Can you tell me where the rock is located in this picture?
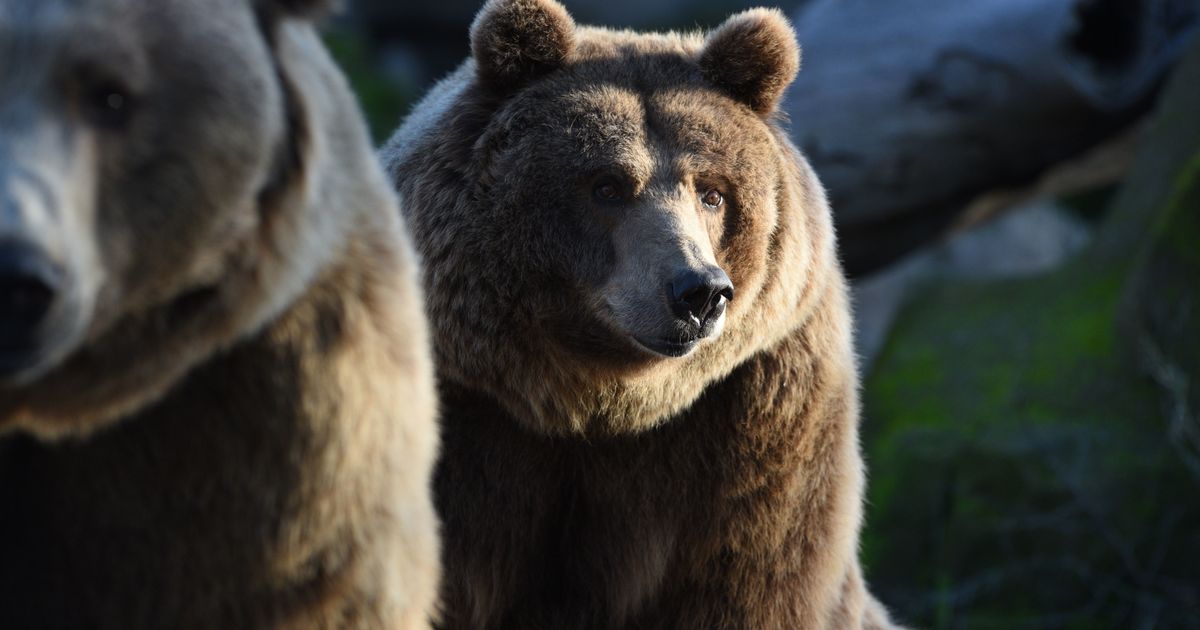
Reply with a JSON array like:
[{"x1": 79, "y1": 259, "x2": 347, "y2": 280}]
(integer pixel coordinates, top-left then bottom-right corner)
[{"x1": 861, "y1": 39, "x2": 1200, "y2": 628}]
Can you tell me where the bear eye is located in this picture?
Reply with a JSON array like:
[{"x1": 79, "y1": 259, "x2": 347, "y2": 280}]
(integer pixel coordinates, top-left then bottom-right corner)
[
  {"x1": 593, "y1": 179, "x2": 625, "y2": 203},
  {"x1": 701, "y1": 188, "x2": 725, "y2": 209},
  {"x1": 79, "y1": 77, "x2": 137, "y2": 130}
]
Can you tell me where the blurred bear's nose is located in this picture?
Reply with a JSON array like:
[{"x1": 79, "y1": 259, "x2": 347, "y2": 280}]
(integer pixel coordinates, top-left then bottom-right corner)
[
  {"x1": 669, "y1": 267, "x2": 734, "y2": 325},
  {"x1": 0, "y1": 240, "x2": 60, "y2": 375}
]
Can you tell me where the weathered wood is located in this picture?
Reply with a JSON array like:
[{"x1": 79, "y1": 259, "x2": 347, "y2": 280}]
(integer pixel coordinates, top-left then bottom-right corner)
[{"x1": 786, "y1": 0, "x2": 1199, "y2": 274}]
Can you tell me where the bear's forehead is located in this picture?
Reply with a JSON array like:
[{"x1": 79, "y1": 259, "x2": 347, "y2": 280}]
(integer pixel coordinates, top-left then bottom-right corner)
[
  {"x1": 537, "y1": 79, "x2": 764, "y2": 161},
  {"x1": 0, "y1": 0, "x2": 257, "y2": 92},
  {"x1": 0, "y1": 0, "x2": 127, "y2": 24},
  {"x1": 508, "y1": 83, "x2": 773, "y2": 188},
  {"x1": 527, "y1": 29, "x2": 768, "y2": 152},
  {"x1": 0, "y1": 0, "x2": 241, "y2": 41},
  {"x1": 0, "y1": 1, "x2": 121, "y2": 92}
]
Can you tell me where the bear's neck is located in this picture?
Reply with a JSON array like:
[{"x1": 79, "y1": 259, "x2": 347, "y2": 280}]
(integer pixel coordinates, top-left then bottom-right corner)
[
  {"x1": 435, "y1": 279, "x2": 865, "y2": 627},
  {"x1": 0, "y1": 250, "x2": 429, "y2": 627}
]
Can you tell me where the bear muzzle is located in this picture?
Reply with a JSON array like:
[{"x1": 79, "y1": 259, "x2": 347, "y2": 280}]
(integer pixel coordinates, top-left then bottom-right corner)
[
  {"x1": 0, "y1": 239, "x2": 62, "y2": 378},
  {"x1": 0, "y1": 155, "x2": 96, "y2": 387},
  {"x1": 631, "y1": 266, "x2": 734, "y2": 359}
]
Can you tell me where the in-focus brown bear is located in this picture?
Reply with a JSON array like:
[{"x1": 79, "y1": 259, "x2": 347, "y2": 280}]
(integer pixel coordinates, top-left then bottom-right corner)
[
  {"x1": 382, "y1": 0, "x2": 900, "y2": 628},
  {"x1": 0, "y1": 0, "x2": 438, "y2": 627}
]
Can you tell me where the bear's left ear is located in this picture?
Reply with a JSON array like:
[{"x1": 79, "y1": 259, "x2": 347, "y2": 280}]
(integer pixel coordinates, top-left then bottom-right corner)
[{"x1": 699, "y1": 8, "x2": 801, "y2": 115}]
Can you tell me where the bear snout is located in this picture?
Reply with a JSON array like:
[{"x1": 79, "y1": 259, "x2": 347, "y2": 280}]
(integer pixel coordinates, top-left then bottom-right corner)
[
  {"x1": 628, "y1": 266, "x2": 734, "y2": 358},
  {"x1": 668, "y1": 266, "x2": 734, "y2": 327},
  {"x1": 0, "y1": 239, "x2": 63, "y2": 378}
]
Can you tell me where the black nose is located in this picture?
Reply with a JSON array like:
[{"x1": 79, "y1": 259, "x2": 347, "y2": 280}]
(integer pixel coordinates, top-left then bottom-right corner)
[
  {"x1": 669, "y1": 267, "x2": 734, "y2": 325},
  {"x1": 0, "y1": 241, "x2": 60, "y2": 374}
]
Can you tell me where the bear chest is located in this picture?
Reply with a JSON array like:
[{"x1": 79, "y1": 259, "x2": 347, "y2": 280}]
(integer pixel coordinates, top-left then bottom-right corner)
[{"x1": 435, "y1": 409, "x2": 720, "y2": 628}]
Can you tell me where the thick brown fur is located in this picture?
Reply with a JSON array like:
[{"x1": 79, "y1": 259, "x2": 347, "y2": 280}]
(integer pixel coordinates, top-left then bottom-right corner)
[
  {"x1": 471, "y1": 0, "x2": 577, "y2": 88},
  {"x1": 700, "y1": 9, "x2": 802, "y2": 115},
  {"x1": 382, "y1": 0, "x2": 899, "y2": 628},
  {"x1": 0, "y1": 1, "x2": 438, "y2": 627}
]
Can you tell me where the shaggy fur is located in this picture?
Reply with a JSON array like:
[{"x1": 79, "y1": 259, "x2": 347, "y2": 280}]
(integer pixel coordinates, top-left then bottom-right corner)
[
  {"x1": 471, "y1": 0, "x2": 577, "y2": 88},
  {"x1": 0, "y1": 0, "x2": 439, "y2": 627},
  {"x1": 382, "y1": 0, "x2": 898, "y2": 628},
  {"x1": 700, "y1": 9, "x2": 802, "y2": 115}
]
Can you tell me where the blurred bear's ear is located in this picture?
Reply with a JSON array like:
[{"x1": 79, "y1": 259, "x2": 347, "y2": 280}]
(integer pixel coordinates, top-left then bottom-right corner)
[
  {"x1": 699, "y1": 8, "x2": 801, "y2": 115},
  {"x1": 471, "y1": 0, "x2": 576, "y2": 90}
]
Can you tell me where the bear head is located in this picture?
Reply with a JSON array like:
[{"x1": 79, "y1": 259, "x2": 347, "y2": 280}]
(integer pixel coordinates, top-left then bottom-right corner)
[
  {"x1": 389, "y1": 0, "x2": 838, "y2": 436},
  {"x1": 0, "y1": 0, "x2": 349, "y2": 438}
]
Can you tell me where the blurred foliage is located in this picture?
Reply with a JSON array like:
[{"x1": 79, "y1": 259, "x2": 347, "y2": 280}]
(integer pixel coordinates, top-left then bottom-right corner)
[{"x1": 324, "y1": 30, "x2": 418, "y2": 143}]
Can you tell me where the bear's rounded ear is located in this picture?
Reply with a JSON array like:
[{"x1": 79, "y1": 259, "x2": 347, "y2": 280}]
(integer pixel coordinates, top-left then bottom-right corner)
[
  {"x1": 699, "y1": 8, "x2": 801, "y2": 115},
  {"x1": 470, "y1": 0, "x2": 576, "y2": 90}
]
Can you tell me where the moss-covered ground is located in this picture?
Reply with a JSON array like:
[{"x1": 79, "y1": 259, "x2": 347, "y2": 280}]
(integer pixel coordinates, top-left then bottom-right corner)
[{"x1": 861, "y1": 47, "x2": 1200, "y2": 627}]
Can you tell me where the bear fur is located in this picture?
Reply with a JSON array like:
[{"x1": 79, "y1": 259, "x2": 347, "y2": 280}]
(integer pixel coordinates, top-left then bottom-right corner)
[
  {"x1": 0, "y1": 0, "x2": 438, "y2": 627},
  {"x1": 381, "y1": 0, "x2": 898, "y2": 628}
]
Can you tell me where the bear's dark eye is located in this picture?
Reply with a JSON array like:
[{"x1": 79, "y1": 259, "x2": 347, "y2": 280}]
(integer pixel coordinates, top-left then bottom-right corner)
[
  {"x1": 79, "y1": 78, "x2": 137, "y2": 130},
  {"x1": 593, "y1": 179, "x2": 625, "y2": 203},
  {"x1": 701, "y1": 189, "x2": 725, "y2": 209}
]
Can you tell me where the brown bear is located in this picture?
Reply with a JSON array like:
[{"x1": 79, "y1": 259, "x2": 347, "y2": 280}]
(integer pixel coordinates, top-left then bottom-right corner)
[
  {"x1": 0, "y1": 0, "x2": 438, "y2": 628},
  {"x1": 381, "y1": 0, "x2": 899, "y2": 628}
]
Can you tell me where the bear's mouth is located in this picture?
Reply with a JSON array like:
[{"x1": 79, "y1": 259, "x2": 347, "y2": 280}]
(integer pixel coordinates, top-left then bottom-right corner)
[{"x1": 631, "y1": 334, "x2": 701, "y2": 359}]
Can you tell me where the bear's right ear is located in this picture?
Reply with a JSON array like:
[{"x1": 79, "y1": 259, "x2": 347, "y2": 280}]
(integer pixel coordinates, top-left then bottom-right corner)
[{"x1": 470, "y1": 0, "x2": 576, "y2": 90}]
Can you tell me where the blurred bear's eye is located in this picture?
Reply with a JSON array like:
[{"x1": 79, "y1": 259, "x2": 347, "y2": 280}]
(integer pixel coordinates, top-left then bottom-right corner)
[
  {"x1": 79, "y1": 78, "x2": 137, "y2": 130},
  {"x1": 593, "y1": 180, "x2": 624, "y2": 203},
  {"x1": 701, "y1": 189, "x2": 725, "y2": 209}
]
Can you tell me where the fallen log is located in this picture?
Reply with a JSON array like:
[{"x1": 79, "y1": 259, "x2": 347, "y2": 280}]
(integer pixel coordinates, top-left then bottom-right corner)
[{"x1": 786, "y1": 0, "x2": 1199, "y2": 274}]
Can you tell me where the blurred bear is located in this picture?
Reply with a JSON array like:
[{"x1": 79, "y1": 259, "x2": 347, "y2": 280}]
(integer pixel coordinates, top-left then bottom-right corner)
[{"x1": 0, "y1": 1, "x2": 439, "y2": 627}]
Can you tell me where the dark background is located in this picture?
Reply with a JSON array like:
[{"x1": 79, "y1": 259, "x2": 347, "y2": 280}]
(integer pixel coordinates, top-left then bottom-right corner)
[{"x1": 325, "y1": 1, "x2": 1200, "y2": 627}]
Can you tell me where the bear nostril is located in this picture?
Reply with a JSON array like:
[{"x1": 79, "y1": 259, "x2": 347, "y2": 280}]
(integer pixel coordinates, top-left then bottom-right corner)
[
  {"x1": 0, "y1": 242, "x2": 61, "y2": 372},
  {"x1": 0, "y1": 275, "x2": 54, "y2": 322},
  {"x1": 669, "y1": 268, "x2": 735, "y2": 325}
]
